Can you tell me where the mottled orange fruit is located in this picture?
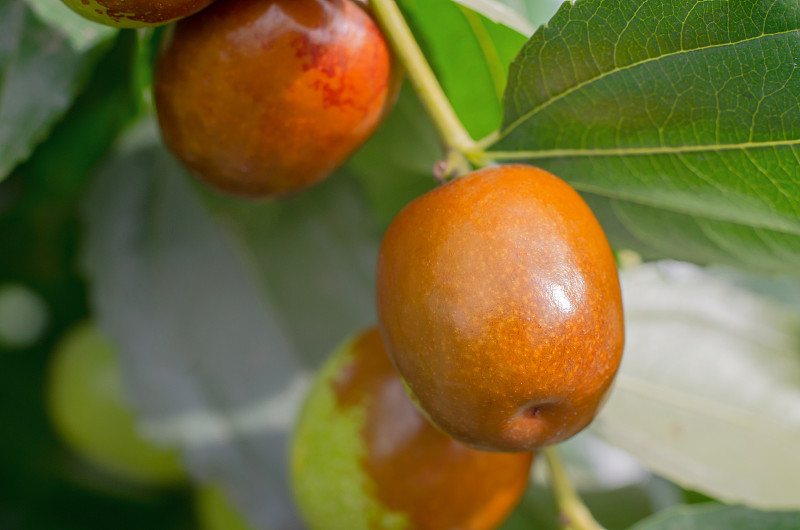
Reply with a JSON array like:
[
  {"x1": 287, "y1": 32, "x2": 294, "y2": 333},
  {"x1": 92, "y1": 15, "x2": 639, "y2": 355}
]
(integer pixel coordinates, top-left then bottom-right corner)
[
  {"x1": 154, "y1": 0, "x2": 397, "y2": 198},
  {"x1": 376, "y1": 165, "x2": 625, "y2": 452},
  {"x1": 292, "y1": 327, "x2": 534, "y2": 530},
  {"x1": 343, "y1": 328, "x2": 533, "y2": 529},
  {"x1": 61, "y1": 0, "x2": 216, "y2": 28}
]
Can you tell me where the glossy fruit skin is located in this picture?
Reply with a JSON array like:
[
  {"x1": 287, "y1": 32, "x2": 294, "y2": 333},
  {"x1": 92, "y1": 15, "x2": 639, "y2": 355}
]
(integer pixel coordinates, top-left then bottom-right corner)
[
  {"x1": 291, "y1": 327, "x2": 534, "y2": 530},
  {"x1": 61, "y1": 0, "x2": 216, "y2": 28},
  {"x1": 46, "y1": 323, "x2": 185, "y2": 485},
  {"x1": 154, "y1": 0, "x2": 397, "y2": 198},
  {"x1": 376, "y1": 165, "x2": 625, "y2": 452}
]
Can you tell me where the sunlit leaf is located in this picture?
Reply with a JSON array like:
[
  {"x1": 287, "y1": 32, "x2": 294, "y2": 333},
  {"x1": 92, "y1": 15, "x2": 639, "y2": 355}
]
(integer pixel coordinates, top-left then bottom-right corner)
[
  {"x1": 594, "y1": 261, "x2": 800, "y2": 509},
  {"x1": 494, "y1": 0, "x2": 800, "y2": 274},
  {"x1": 630, "y1": 504, "x2": 800, "y2": 530}
]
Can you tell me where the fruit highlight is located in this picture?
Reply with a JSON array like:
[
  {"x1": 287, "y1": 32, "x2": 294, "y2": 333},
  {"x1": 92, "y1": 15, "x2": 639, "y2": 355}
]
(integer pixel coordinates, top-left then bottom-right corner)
[{"x1": 376, "y1": 164, "x2": 625, "y2": 452}]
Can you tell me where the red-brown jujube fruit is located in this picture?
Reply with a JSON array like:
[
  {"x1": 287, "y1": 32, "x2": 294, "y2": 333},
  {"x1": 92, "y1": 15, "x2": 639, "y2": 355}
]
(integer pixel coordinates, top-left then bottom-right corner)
[
  {"x1": 154, "y1": 0, "x2": 397, "y2": 197},
  {"x1": 376, "y1": 164, "x2": 625, "y2": 452}
]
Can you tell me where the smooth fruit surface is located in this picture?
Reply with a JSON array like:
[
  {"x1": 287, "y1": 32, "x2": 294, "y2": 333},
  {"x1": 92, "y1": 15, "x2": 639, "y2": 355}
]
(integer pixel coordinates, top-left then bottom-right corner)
[
  {"x1": 46, "y1": 323, "x2": 185, "y2": 485},
  {"x1": 154, "y1": 0, "x2": 397, "y2": 198},
  {"x1": 61, "y1": 0, "x2": 216, "y2": 28},
  {"x1": 376, "y1": 164, "x2": 625, "y2": 452},
  {"x1": 291, "y1": 327, "x2": 534, "y2": 530}
]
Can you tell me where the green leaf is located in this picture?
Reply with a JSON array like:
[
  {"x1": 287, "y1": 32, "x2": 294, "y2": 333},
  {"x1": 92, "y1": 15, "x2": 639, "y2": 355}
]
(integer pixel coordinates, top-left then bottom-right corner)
[
  {"x1": 493, "y1": 0, "x2": 800, "y2": 274},
  {"x1": 0, "y1": 30, "x2": 140, "y2": 292},
  {"x1": 348, "y1": 83, "x2": 441, "y2": 228},
  {"x1": 81, "y1": 119, "x2": 382, "y2": 530},
  {"x1": 593, "y1": 261, "x2": 800, "y2": 509},
  {"x1": 400, "y1": 0, "x2": 527, "y2": 139},
  {"x1": 630, "y1": 504, "x2": 800, "y2": 530},
  {"x1": 0, "y1": 0, "x2": 116, "y2": 181},
  {"x1": 14, "y1": 30, "x2": 141, "y2": 196},
  {"x1": 610, "y1": 197, "x2": 800, "y2": 272}
]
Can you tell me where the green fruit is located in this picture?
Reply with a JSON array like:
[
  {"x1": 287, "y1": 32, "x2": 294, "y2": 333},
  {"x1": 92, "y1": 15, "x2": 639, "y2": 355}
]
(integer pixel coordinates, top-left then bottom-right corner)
[
  {"x1": 195, "y1": 485, "x2": 254, "y2": 530},
  {"x1": 291, "y1": 327, "x2": 534, "y2": 530},
  {"x1": 46, "y1": 322, "x2": 185, "y2": 485},
  {"x1": 60, "y1": 0, "x2": 216, "y2": 28}
]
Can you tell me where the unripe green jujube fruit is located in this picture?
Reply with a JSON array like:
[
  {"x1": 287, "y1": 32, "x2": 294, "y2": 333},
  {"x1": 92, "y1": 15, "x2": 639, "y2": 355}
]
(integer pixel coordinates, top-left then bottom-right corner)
[
  {"x1": 46, "y1": 322, "x2": 185, "y2": 485},
  {"x1": 291, "y1": 327, "x2": 534, "y2": 530}
]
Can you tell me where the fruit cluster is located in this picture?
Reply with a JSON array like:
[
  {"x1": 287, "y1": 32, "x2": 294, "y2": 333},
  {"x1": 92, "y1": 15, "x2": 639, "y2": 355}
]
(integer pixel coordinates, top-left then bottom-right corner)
[{"x1": 56, "y1": 0, "x2": 625, "y2": 528}]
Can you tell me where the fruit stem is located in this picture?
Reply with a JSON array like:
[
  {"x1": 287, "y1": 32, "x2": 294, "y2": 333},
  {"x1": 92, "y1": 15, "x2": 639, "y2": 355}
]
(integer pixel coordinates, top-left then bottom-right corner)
[
  {"x1": 543, "y1": 447, "x2": 607, "y2": 530},
  {"x1": 368, "y1": 0, "x2": 484, "y2": 178}
]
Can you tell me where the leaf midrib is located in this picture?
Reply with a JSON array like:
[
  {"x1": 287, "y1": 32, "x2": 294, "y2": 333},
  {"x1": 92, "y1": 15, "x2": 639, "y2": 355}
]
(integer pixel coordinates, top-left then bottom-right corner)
[{"x1": 487, "y1": 137, "x2": 800, "y2": 159}]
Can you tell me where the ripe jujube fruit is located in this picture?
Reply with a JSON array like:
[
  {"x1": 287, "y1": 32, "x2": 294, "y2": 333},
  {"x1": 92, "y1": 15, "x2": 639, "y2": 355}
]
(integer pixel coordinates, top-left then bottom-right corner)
[
  {"x1": 376, "y1": 164, "x2": 624, "y2": 452},
  {"x1": 291, "y1": 327, "x2": 534, "y2": 530},
  {"x1": 154, "y1": 0, "x2": 398, "y2": 198},
  {"x1": 61, "y1": 0, "x2": 216, "y2": 28}
]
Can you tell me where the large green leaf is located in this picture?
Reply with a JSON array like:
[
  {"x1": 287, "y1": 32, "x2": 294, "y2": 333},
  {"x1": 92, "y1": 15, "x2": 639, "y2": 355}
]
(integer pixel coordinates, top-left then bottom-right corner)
[
  {"x1": 594, "y1": 261, "x2": 800, "y2": 509},
  {"x1": 492, "y1": 0, "x2": 800, "y2": 274},
  {"x1": 630, "y1": 504, "x2": 800, "y2": 530},
  {"x1": 81, "y1": 119, "x2": 381, "y2": 530},
  {"x1": 0, "y1": 0, "x2": 116, "y2": 181}
]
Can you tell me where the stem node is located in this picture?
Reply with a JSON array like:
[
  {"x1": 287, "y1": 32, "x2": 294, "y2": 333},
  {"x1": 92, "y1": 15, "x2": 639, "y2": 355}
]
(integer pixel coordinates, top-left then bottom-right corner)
[{"x1": 433, "y1": 149, "x2": 473, "y2": 182}]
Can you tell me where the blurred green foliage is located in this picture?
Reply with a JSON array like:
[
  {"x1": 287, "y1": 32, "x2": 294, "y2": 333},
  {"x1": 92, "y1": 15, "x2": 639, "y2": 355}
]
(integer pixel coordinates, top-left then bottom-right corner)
[{"x1": 0, "y1": 28, "x2": 196, "y2": 530}]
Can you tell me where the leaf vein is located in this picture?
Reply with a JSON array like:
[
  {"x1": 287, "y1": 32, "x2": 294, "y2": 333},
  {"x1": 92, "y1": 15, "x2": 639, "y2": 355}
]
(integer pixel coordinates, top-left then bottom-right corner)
[{"x1": 499, "y1": 26, "x2": 800, "y2": 143}]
